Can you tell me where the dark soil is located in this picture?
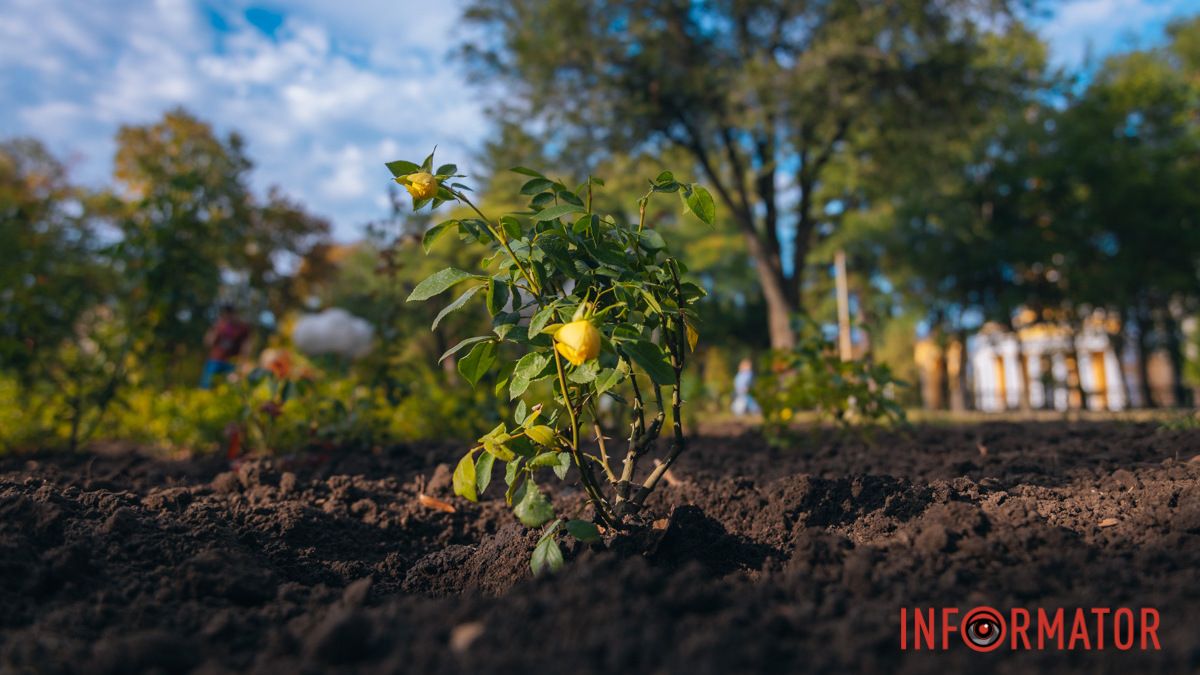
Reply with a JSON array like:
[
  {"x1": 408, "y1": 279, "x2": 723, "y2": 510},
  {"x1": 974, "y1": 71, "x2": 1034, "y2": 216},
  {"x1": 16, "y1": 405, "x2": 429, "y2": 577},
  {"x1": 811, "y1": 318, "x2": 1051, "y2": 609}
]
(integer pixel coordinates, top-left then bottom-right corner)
[{"x1": 2, "y1": 422, "x2": 1199, "y2": 674}]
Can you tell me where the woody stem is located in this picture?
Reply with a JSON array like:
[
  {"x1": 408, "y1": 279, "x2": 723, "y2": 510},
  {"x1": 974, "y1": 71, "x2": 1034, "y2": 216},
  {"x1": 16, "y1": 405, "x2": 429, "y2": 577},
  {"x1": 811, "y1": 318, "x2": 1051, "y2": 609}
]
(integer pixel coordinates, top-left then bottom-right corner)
[{"x1": 554, "y1": 350, "x2": 615, "y2": 526}]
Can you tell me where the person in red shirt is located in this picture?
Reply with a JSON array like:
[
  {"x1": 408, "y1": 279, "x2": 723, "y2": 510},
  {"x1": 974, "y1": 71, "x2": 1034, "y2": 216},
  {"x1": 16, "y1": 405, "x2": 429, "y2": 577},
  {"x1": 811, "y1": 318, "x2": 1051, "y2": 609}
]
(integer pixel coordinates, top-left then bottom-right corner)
[{"x1": 200, "y1": 304, "x2": 251, "y2": 389}]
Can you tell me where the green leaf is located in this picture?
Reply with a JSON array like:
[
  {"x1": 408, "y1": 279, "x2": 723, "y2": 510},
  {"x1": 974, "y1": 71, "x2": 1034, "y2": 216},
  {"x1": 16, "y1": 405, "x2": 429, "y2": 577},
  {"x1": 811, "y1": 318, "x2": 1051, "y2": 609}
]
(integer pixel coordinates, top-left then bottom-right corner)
[
  {"x1": 436, "y1": 163, "x2": 458, "y2": 176},
  {"x1": 420, "y1": 147, "x2": 436, "y2": 171},
  {"x1": 625, "y1": 340, "x2": 675, "y2": 386},
  {"x1": 521, "y1": 178, "x2": 555, "y2": 195},
  {"x1": 556, "y1": 190, "x2": 584, "y2": 206},
  {"x1": 480, "y1": 423, "x2": 517, "y2": 461},
  {"x1": 528, "y1": 303, "x2": 559, "y2": 336},
  {"x1": 533, "y1": 203, "x2": 585, "y2": 222},
  {"x1": 510, "y1": 352, "x2": 550, "y2": 399},
  {"x1": 686, "y1": 186, "x2": 716, "y2": 225},
  {"x1": 441, "y1": 335, "x2": 490, "y2": 362},
  {"x1": 422, "y1": 220, "x2": 457, "y2": 252},
  {"x1": 453, "y1": 452, "x2": 478, "y2": 502},
  {"x1": 513, "y1": 480, "x2": 555, "y2": 527},
  {"x1": 565, "y1": 519, "x2": 601, "y2": 543},
  {"x1": 431, "y1": 285, "x2": 482, "y2": 330},
  {"x1": 531, "y1": 526, "x2": 564, "y2": 576},
  {"x1": 528, "y1": 451, "x2": 562, "y2": 469},
  {"x1": 483, "y1": 436, "x2": 517, "y2": 461},
  {"x1": 486, "y1": 278, "x2": 510, "y2": 315},
  {"x1": 639, "y1": 229, "x2": 667, "y2": 251},
  {"x1": 475, "y1": 451, "x2": 495, "y2": 495},
  {"x1": 525, "y1": 425, "x2": 557, "y2": 447},
  {"x1": 408, "y1": 268, "x2": 474, "y2": 302},
  {"x1": 639, "y1": 288, "x2": 664, "y2": 315},
  {"x1": 385, "y1": 160, "x2": 420, "y2": 177},
  {"x1": 505, "y1": 458, "x2": 522, "y2": 488},
  {"x1": 504, "y1": 459, "x2": 524, "y2": 506},
  {"x1": 457, "y1": 341, "x2": 497, "y2": 387},
  {"x1": 567, "y1": 359, "x2": 599, "y2": 383},
  {"x1": 572, "y1": 213, "x2": 595, "y2": 235},
  {"x1": 594, "y1": 365, "x2": 626, "y2": 395},
  {"x1": 551, "y1": 452, "x2": 571, "y2": 479},
  {"x1": 499, "y1": 215, "x2": 522, "y2": 240},
  {"x1": 510, "y1": 166, "x2": 546, "y2": 178}
]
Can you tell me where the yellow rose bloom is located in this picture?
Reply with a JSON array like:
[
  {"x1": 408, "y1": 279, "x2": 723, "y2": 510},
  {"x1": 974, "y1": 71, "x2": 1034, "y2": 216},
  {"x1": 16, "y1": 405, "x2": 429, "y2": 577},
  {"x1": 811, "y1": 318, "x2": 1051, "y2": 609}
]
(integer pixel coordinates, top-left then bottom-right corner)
[
  {"x1": 403, "y1": 172, "x2": 438, "y2": 200},
  {"x1": 553, "y1": 320, "x2": 601, "y2": 366}
]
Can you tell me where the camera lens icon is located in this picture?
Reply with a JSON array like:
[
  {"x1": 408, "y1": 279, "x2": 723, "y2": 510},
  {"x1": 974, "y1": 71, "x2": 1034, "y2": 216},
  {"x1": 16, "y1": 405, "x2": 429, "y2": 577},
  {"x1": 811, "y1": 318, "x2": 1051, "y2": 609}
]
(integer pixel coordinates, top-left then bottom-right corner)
[{"x1": 962, "y1": 607, "x2": 1006, "y2": 652}]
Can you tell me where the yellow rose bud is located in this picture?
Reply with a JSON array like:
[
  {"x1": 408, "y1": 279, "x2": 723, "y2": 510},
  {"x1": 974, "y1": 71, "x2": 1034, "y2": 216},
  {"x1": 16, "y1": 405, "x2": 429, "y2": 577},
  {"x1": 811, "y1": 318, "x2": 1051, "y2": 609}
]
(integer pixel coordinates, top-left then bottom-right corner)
[
  {"x1": 553, "y1": 320, "x2": 601, "y2": 366},
  {"x1": 403, "y1": 172, "x2": 438, "y2": 200}
]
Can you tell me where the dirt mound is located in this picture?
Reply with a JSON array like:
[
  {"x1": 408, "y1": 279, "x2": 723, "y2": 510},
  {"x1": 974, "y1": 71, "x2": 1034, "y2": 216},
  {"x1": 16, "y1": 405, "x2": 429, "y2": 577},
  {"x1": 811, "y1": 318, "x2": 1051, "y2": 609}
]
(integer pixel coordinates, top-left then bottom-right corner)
[{"x1": 1, "y1": 422, "x2": 1199, "y2": 673}]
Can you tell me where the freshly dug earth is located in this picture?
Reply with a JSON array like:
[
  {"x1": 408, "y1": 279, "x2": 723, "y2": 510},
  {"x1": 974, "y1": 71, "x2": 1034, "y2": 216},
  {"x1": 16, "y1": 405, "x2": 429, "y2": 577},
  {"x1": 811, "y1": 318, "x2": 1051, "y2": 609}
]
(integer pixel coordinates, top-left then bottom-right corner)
[{"x1": 2, "y1": 422, "x2": 1198, "y2": 674}]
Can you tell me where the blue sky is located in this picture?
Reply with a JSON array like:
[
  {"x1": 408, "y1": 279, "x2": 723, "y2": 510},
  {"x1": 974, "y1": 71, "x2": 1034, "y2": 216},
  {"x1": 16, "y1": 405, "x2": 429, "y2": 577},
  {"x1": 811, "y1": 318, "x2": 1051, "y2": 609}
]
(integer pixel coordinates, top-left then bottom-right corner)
[{"x1": 1, "y1": 0, "x2": 1196, "y2": 240}]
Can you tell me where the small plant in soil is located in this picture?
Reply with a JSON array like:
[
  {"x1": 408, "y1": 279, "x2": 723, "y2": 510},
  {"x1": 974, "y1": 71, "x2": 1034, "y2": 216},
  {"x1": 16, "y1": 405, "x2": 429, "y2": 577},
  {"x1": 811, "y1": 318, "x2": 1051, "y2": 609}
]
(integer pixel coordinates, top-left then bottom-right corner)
[
  {"x1": 754, "y1": 329, "x2": 908, "y2": 447},
  {"x1": 388, "y1": 150, "x2": 714, "y2": 574}
]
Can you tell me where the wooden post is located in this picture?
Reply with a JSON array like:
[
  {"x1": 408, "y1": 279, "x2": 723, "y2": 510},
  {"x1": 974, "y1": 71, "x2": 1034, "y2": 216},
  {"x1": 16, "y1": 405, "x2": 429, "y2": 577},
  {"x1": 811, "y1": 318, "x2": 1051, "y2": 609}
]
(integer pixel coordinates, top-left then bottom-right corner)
[{"x1": 835, "y1": 249, "x2": 852, "y2": 361}]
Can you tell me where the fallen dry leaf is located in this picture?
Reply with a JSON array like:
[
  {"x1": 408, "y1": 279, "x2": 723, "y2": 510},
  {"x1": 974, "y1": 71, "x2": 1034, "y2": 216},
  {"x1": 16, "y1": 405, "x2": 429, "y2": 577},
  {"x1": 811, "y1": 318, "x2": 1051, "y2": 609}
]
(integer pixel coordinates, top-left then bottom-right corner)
[
  {"x1": 977, "y1": 443, "x2": 988, "y2": 457},
  {"x1": 450, "y1": 621, "x2": 485, "y2": 652},
  {"x1": 1098, "y1": 517, "x2": 1119, "y2": 528},
  {"x1": 1189, "y1": 454, "x2": 1200, "y2": 463},
  {"x1": 417, "y1": 493, "x2": 456, "y2": 513},
  {"x1": 652, "y1": 518, "x2": 670, "y2": 530}
]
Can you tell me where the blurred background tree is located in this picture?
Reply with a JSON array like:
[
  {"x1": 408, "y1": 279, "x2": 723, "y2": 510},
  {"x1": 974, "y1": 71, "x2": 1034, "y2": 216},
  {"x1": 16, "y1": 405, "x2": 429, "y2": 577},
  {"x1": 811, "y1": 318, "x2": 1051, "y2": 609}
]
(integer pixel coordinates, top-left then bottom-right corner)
[{"x1": 460, "y1": 0, "x2": 1039, "y2": 349}]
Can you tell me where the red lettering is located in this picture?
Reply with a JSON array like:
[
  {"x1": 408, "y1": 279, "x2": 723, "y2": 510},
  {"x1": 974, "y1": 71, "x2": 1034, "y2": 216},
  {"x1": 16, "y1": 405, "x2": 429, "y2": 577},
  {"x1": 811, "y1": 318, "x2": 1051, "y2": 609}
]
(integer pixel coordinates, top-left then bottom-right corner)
[
  {"x1": 1114, "y1": 608, "x2": 1134, "y2": 650},
  {"x1": 900, "y1": 608, "x2": 907, "y2": 650},
  {"x1": 1141, "y1": 608, "x2": 1161, "y2": 650},
  {"x1": 914, "y1": 608, "x2": 935, "y2": 650},
  {"x1": 1068, "y1": 609, "x2": 1091, "y2": 650},
  {"x1": 1011, "y1": 608, "x2": 1031, "y2": 650},
  {"x1": 1091, "y1": 608, "x2": 1110, "y2": 649},
  {"x1": 942, "y1": 608, "x2": 959, "y2": 649},
  {"x1": 1038, "y1": 608, "x2": 1064, "y2": 649}
]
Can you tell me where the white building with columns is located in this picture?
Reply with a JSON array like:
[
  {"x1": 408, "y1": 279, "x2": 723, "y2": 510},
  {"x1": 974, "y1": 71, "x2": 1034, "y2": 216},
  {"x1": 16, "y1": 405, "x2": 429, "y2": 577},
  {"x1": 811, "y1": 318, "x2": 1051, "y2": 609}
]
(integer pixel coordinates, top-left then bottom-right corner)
[{"x1": 969, "y1": 320, "x2": 1145, "y2": 412}]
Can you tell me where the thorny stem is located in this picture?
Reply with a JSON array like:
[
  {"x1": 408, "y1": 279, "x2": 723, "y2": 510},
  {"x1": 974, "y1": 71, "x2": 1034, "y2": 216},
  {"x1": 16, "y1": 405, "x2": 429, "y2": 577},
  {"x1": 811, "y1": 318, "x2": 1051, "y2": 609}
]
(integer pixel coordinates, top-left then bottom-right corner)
[
  {"x1": 593, "y1": 421, "x2": 617, "y2": 483},
  {"x1": 632, "y1": 262, "x2": 689, "y2": 507},
  {"x1": 452, "y1": 189, "x2": 542, "y2": 296},
  {"x1": 617, "y1": 359, "x2": 646, "y2": 502},
  {"x1": 615, "y1": 367, "x2": 665, "y2": 516},
  {"x1": 554, "y1": 349, "x2": 616, "y2": 527}
]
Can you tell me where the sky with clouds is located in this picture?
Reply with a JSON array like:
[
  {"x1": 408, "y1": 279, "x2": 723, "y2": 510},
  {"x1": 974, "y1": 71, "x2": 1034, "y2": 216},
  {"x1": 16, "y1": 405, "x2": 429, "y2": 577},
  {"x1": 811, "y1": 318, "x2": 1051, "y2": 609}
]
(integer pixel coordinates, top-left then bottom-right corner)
[{"x1": 1, "y1": 0, "x2": 1196, "y2": 240}]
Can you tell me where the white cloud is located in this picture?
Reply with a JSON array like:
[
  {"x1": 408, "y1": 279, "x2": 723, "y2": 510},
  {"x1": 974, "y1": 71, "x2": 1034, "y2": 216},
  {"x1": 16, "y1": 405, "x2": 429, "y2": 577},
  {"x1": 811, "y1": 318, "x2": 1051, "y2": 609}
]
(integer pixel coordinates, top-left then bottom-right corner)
[
  {"x1": 1038, "y1": 0, "x2": 1197, "y2": 68},
  {"x1": 0, "y1": 0, "x2": 485, "y2": 240},
  {"x1": 3, "y1": 0, "x2": 1194, "y2": 241}
]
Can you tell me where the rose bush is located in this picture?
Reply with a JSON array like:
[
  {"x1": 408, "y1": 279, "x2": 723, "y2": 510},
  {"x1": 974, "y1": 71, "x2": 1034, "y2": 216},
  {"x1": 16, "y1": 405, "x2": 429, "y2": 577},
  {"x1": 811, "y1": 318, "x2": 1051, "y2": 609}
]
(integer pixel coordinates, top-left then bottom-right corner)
[{"x1": 389, "y1": 150, "x2": 714, "y2": 573}]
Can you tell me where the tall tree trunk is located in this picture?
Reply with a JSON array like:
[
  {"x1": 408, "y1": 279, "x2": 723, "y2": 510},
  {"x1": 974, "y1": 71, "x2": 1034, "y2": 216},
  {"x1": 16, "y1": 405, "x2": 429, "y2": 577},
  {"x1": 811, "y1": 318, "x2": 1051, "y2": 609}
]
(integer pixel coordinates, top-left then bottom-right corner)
[
  {"x1": 1135, "y1": 307, "x2": 1156, "y2": 408},
  {"x1": 1066, "y1": 324, "x2": 1087, "y2": 410},
  {"x1": 1162, "y1": 313, "x2": 1188, "y2": 408},
  {"x1": 947, "y1": 335, "x2": 967, "y2": 412},
  {"x1": 1107, "y1": 329, "x2": 1134, "y2": 410},
  {"x1": 749, "y1": 240, "x2": 796, "y2": 350}
]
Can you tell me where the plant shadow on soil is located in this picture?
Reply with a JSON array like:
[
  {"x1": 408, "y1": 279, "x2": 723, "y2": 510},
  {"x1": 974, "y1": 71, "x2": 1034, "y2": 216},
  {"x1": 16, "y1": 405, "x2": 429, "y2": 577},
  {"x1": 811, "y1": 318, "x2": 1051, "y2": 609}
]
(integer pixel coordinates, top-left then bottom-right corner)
[{"x1": 1, "y1": 421, "x2": 1199, "y2": 674}]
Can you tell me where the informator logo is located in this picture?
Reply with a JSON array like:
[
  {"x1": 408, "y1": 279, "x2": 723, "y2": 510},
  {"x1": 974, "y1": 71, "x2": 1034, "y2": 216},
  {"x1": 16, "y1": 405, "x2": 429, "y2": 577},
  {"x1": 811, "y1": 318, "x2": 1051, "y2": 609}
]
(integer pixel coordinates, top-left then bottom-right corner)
[{"x1": 899, "y1": 606, "x2": 1161, "y2": 652}]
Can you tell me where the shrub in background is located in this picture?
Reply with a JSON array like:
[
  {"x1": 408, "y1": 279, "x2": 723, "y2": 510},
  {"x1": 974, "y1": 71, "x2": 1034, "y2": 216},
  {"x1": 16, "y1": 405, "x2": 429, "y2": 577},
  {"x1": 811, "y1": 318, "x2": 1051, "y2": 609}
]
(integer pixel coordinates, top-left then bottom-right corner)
[{"x1": 754, "y1": 328, "x2": 907, "y2": 446}]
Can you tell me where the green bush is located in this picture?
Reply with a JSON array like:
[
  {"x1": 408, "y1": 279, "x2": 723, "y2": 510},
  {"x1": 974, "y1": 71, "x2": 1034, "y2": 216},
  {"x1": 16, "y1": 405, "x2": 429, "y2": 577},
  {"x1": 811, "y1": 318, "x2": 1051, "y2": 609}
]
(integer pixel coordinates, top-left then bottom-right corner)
[{"x1": 754, "y1": 330, "x2": 907, "y2": 446}]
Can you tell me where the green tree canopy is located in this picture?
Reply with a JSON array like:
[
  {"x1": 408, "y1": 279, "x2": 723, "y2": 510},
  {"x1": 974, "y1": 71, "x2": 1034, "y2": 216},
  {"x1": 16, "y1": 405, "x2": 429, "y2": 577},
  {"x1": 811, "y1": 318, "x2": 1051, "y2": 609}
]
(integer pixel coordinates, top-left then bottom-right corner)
[{"x1": 460, "y1": 0, "x2": 1040, "y2": 348}]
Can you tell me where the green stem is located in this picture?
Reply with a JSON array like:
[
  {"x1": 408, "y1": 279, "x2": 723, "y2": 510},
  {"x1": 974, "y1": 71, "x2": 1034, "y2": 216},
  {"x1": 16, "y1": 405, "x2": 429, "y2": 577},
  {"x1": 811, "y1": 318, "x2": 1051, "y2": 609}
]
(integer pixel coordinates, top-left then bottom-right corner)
[
  {"x1": 452, "y1": 189, "x2": 542, "y2": 296},
  {"x1": 553, "y1": 349, "x2": 615, "y2": 526}
]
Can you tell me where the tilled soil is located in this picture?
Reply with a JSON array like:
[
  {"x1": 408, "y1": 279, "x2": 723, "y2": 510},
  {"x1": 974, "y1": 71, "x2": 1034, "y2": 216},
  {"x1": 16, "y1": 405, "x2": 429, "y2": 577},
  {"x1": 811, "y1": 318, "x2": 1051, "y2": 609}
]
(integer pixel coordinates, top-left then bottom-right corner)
[{"x1": 1, "y1": 422, "x2": 1198, "y2": 674}]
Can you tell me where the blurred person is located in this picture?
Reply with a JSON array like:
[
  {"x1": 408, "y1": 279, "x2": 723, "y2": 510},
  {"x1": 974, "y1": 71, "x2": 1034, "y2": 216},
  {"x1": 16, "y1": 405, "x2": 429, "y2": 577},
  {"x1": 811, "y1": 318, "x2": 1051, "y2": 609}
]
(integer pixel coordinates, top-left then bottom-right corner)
[
  {"x1": 731, "y1": 358, "x2": 760, "y2": 416},
  {"x1": 200, "y1": 304, "x2": 251, "y2": 389}
]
